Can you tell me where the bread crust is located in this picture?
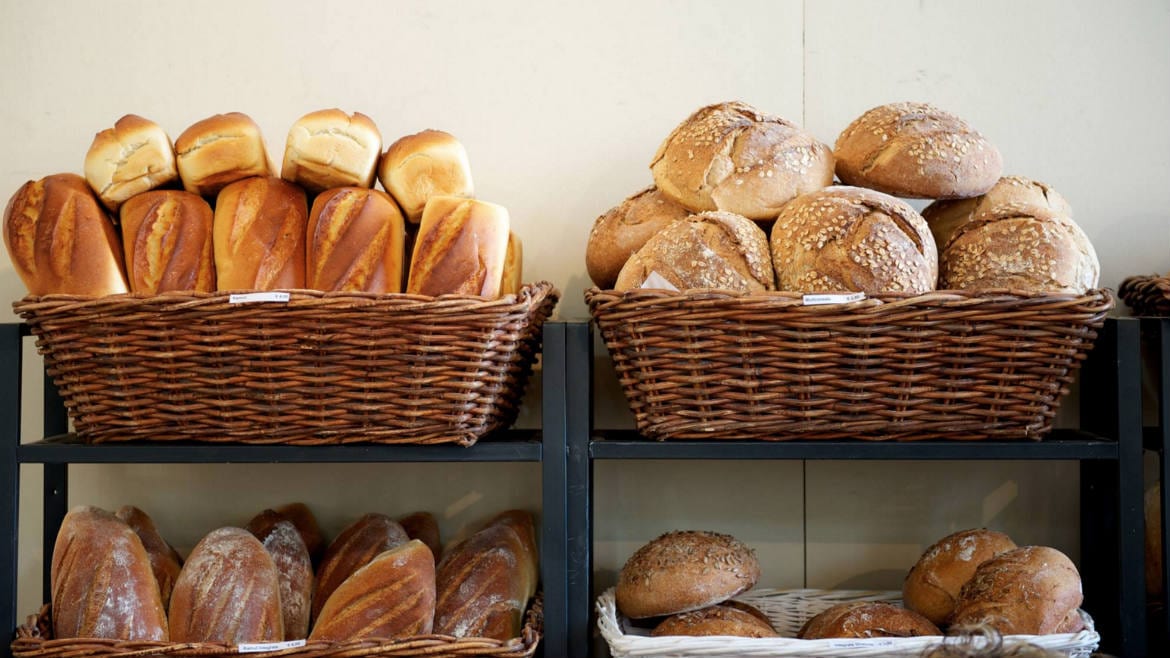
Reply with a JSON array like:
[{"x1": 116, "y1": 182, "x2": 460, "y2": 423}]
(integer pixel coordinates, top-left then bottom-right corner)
[
  {"x1": 273, "y1": 502, "x2": 326, "y2": 566},
  {"x1": 586, "y1": 186, "x2": 691, "y2": 288},
  {"x1": 312, "y1": 513, "x2": 410, "y2": 622},
  {"x1": 902, "y1": 528, "x2": 1017, "y2": 625},
  {"x1": 500, "y1": 231, "x2": 523, "y2": 295},
  {"x1": 175, "y1": 112, "x2": 272, "y2": 197},
  {"x1": 212, "y1": 176, "x2": 308, "y2": 290},
  {"x1": 85, "y1": 114, "x2": 179, "y2": 211},
  {"x1": 115, "y1": 505, "x2": 183, "y2": 610},
  {"x1": 406, "y1": 196, "x2": 510, "y2": 297},
  {"x1": 951, "y1": 546, "x2": 1084, "y2": 635},
  {"x1": 119, "y1": 190, "x2": 215, "y2": 293},
  {"x1": 398, "y1": 511, "x2": 442, "y2": 561},
  {"x1": 922, "y1": 176, "x2": 1071, "y2": 249},
  {"x1": 652, "y1": 604, "x2": 779, "y2": 638},
  {"x1": 798, "y1": 601, "x2": 940, "y2": 639},
  {"x1": 306, "y1": 187, "x2": 405, "y2": 292},
  {"x1": 247, "y1": 512, "x2": 313, "y2": 640},
  {"x1": 282, "y1": 108, "x2": 381, "y2": 192},
  {"x1": 434, "y1": 519, "x2": 534, "y2": 639},
  {"x1": 378, "y1": 129, "x2": 474, "y2": 223}
]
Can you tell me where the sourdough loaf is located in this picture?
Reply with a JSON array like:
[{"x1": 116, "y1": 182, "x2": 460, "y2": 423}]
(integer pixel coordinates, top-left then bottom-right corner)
[
  {"x1": 903, "y1": 528, "x2": 1018, "y2": 625},
  {"x1": 312, "y1": 513, "x2": 409, "y2": 621}
]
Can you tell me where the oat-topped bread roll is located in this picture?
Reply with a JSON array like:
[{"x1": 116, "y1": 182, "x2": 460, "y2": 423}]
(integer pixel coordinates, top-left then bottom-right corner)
[
  {"x1": 652, "y1": 604, "x2": 779, "y2": 638},
  {"x1": 939, "y1": 202, "x2": 1098, "y2": 293},
  {"x1": 614, "y1": 210, "x2": 773, "y2": 292},
  {"x1": 312, "y1": 513, "x2": 410, "y2": 622},
  {"x1": 615, "y1": 530, "x2": 761, "y2": 619},
  {"x1": 175, "y1": 112, "x2": 273, "y2": 197},
  {"x1": 952, "y1": 546, "x2": 1084, "y2": 635},
  {"x1": 120, "y1": 190, "x2": 215, "y2": 294},
  {"x1": 85, "y1": 114, "x2": 179, "y2": 212},
  {"x1": 651, "y1": 101, "x2": 834, "y2": 220},
  {"x1": 834, "y1": 102, "x2": 1002, "y2": 199},
  {"x1": 798, "y1": 601, "x2": 940, "y2": 639},
  {"x1": 306, "y1": 187, "x2": 405, "y2": 292},
  {"x1": 115, "y1": 505, "x2": 184, "y2": 610},
  {"x1": 378, "y1": 129, "x2": 474, "y2": 223},
  {"x1": 922, "y1": 176, "x2": 1072, "y2": 249},
  {"x1": 246, "y1": 511, "x2": 313, "y2": 640},
  {"x1": 282, "y1": 109, "x2": 382, "y2": 193},
  {"x1": 4, "y1": 173, "x2": 129, "y2": 296},
  {"x1": 406, "y1": 195, "x2": 510, "y2": 297},
  {"x1": 213, "y1": 176, "x2": 308, "y2": 290},
  {"x1": 51, "y1": 506, "x2": 169, "y2": 640},
  {"x1": 586, "y1": 186, "x2": 691, "y2": 288},
  {"x1": 903, "y1": 528, "x2": 1018, "y2": 625},
  {"x1": 770, "y1": 186, "x2": 937, "y2": 294}
]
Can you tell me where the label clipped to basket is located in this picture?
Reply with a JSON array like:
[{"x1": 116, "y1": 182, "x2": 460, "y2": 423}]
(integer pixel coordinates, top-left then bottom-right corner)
[
  {"x1": 236, "y1": 639, "x2": 307, "y2": 653},
  {"x1": 802, "y1": 292, "x2": 866, "y2": 305},
  {"x1": 827, "y1": 639, "x2": 896, "y2": 649},
  {"x1": 640, "y1": 271, "x2": 679, "y2": 292},
  {"x1": 228, "y1": 291, "x2": 291, "y2": 304}
]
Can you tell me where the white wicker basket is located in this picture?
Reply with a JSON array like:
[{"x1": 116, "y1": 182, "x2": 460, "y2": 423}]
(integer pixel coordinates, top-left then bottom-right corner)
[{"x1": 596, "y1": 588, "x2": 1100, "y2": 658}]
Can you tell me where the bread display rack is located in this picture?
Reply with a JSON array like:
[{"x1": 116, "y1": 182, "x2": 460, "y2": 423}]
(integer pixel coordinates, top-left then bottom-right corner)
[{"x1": 1137, "y1": 317, "x2": 1170, "y2": 654}]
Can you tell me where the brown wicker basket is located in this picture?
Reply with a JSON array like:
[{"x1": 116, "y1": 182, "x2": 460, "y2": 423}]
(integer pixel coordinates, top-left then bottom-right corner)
[
  {"x1": 12, "y1": 596, "x2": 542, "y2": 658},
  {"x1": 1119, "y1": 273, "x2": 1170, "y2": 316},
  {"x1": 586, "y1": 287, "x2": 1113, "y2": 441},
  {"x1": 13, "y1": 282, "x2": 558, "y2": 446}
]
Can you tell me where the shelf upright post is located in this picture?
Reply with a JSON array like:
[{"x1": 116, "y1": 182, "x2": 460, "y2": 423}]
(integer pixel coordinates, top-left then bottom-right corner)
[
  {"x1": 1, "y1": 325, "x2": 22, "y2": 642},
  {"x1": 41, "y1": 373, "x2": 67, "y2": 604},
  {"x1": 541, "y1": 322, "x2": 568, "y2": 658},
  {"x1": 564, "y1": 321, "x2": 593, "y2": 658},
  {"x1": 1148, "y1": 317, "x2": 1170, "y2": 653}
]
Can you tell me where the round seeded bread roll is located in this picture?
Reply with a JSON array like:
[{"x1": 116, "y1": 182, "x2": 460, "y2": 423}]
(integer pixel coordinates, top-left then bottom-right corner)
[
  {"x1": 586, "y1": 186, "x2": 691, "y2": 288},
  {"x1": 798, "y1": 601, "x2": 940, "y2": 639},
  {"x1": 614, "y1": 210, "x2": 773, "y2": 292},
  {"x1": 922, "y1": 176, "x2": 1072, "y2": 249},
  {"x1": 903, "y1": 529, "x2": 1018, "y2": 626},
  {"x1": 650, "y1": 101, "x2": 834, "y2": 220},
  {"x1": 770, "y1": 185, "x2": 937, "y2": 294},
  {"x1": 834, "y1": 102, "x2": 1002, "y2": 199},
  {"x1": 938, "y1": 203, "x2": 1098, "y2": 293},
  {"x1": 652, "y1": 604, "x2": 779, "y2": 638},
  {"x1": 84, "y1": 114, "x2": 179, "y2": 212},
  {"x1": 615, "y1": 530, "x2": 761, "y2": 619},
  {"x1": 951, "y1": 546, "x2": 1084, "y2": 635}
]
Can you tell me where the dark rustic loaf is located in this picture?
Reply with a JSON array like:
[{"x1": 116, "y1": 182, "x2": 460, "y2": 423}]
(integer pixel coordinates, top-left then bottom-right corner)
[
  {"x1": 247, "y1": 511, "x2": 314, "y2": 640},
  {"x1": 434, "y1": 518, "x2": 535, "y2": 639},
  {"x1": 115, "y1": 505, "x2": 183, "y2": 609},
  {"x1": 312, "y1": 513, "x2": 410, "y2": 622}
]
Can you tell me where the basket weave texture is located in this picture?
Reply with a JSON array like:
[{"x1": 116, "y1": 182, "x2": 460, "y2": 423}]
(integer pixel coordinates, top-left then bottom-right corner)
[
  {"x1": 586, "y1": 287, "x2": 1113, "y2": 441},
  {"x1": 1119, "y1": 274, "x2": 1170, "y2": 317},
  {"x1": 597, "y1": 587, "x2": 1098, "y2": 658},
  {"x1": 14, "y1": 282, "x2": 558, "y2": 446},
  {"x1": 13, "y1": 596, "x2": 542, "y2": 658}
]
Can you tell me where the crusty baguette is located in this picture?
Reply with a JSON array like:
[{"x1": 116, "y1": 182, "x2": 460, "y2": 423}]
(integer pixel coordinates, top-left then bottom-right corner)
[
  {"x1": 312, "y1": 513, "x2": 410, "y2": 622},
  {"x1": 119, "y1": 190, "x2": 215, "y2": 293}
]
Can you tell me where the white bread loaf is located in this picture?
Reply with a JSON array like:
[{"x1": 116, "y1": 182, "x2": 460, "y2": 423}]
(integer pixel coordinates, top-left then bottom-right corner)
[
  {"x1": 282, "y1": 109, "x2": 382, "y2": 193},
  {"x1": 119, "y1": 190, "x2": 216, "y2": 293},
  {"x1": 84, "y1": 114, "x2": 179, "y2": 211},
  {"x1": 175, "y1": 112, "x2": 273, "y2": 197},
  {"x1": 213, "y1": 176, "x2": 308, "y2": 291},
  {"x1": 378, "y1": 129, "x2": 474, "y2": 223},
  {"x1": 406, "y1": 196, "x2": 510, "y2": 297},
  {"x1": 306, "y1": 187, "x2": 405, "y2": 292}
]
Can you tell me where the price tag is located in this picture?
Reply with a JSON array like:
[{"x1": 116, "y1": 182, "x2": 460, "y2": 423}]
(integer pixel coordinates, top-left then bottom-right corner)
[
  {"x1": 229, "y1": 292, "x2": 291, "y2": 304},
  {"x1": 237, "y1": 639, "x2": 306, "y2": 653},
  {"x1": 827, "y1": 639, "x2": 895, "y2": 649},
  {"x1": 802, "y1": 292, "x2": 866, "y2": 305},
  {"x1": 640, "y1": 271, "x2": 679, "y2": 291}
]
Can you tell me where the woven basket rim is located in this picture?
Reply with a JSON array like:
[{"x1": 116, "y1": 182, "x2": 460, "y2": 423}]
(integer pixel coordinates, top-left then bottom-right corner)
[
  {"x1": 1118, "y1": 273, "x2": 1170, "y2": 316},
  {"x1": 586, "y1": 285, "x2": 1113, "y2": 307}
]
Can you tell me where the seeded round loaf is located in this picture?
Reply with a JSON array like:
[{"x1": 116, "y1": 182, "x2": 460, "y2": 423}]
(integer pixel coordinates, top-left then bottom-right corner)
[
  {"x1": 834, "y1": 102, "x2": 1001, "y2": 199},
  {"x1": 652, "y1": 604, "x2": 779, "y2": 638},
  {"x1": 586, "y1": 186, "x2": 691, "y2": 288},
  {"x1": 922, "y1": 176, "x2": 1072, "y2": 250},
  {"x1": 615, "y1": 530, "x2": 761, "y2": 619},
  {"x1": 903, "y1": 528, "x2": 1018, "y2": 625},
  {"x1": 951, "y1": 546, "x2": 1084, "y2": 635},
  {"x1": 798, "y1": 601, "x2": 940, "y2": 639}
]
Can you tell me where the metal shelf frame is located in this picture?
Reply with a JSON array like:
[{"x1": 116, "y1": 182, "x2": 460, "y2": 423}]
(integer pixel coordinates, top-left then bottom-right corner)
[{"x1": 1139, "y1": 318, "x2": 1170, "y2": 654}]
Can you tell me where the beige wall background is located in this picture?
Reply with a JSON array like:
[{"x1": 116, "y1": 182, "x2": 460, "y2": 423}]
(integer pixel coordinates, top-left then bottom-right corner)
[{"x1": 2, "y1": 0, "x2": 1169, "y2": 642}]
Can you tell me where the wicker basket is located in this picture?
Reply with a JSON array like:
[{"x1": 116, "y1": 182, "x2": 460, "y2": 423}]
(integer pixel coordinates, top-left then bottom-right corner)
[
  {"x1": 13, "y1": 596, "x2": 541, "y2": 658},
  {"x1": 14, "y1": 282, "x2": 558, "y2": 446},
  {"x1": 596, "y1": 587, "x2": 1099, "y2": 658},
  {"x1": 1119, "y1": 274, "x2": 1170, "y2": 317},
  {"x1": 585, "y1": 287, "x2": 1112, "y2": 441}
]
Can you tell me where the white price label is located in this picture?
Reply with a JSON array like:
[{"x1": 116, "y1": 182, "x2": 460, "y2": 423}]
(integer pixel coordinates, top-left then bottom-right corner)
[
  {"x1": 802, "y1": 292, "x2": 866, "y2": 306},
  {"x1": 640, "y1": 271, "x2": 680, "y2": 292},
  {"x1": 237, "y1": 639, "x2": 306, "y2": 653},
  {"x1": 229, "y1": 292, "x2": 291, "y2": 304},
  {"x1": 827, "y1": 639, "x2": 895, "y2": 649}
]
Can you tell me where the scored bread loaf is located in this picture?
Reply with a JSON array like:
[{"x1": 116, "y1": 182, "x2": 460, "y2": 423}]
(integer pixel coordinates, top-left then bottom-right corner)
[
  {"x1": 586, "y1": 186, "x2": 692, "y2": 289},
  {"x1": 902, "y1": 528, "x2": 1017, "y2": 626},
  {"x1": 306, "y1": 187, "x2": 405, "y2": 292},
  {"x1": 169, "y1": 527, "x2": 284, "y2": 643},
  {"x1": 4, "y1": 173, "x2": 129, "y2": 296},
  {"x1": 770, "y1": 185, "x2": 937, "y2": 294},
  {"x1": 650, "y1": 101, "x2": 834, "y2": 220},
  {"x1": 398, "y1": 511, "x2": 442, "y2": 560},
  {"x1": 309, "y1": 539, "x2": 436, "y2": 641},
  {"x1": 921, "y1": 176, "x2": 1072, "y2": 249},
  {"x1": 951, "y1": 545, "x2": 1084, "y2": 635},
  {"x1": 406, "y1": 195, "x2": 510, "y2": 297},
  {"x1": 51, "y1": 505, "x2": 168, "y2": 641},
  {"x1": 282, "y1": 108, "x2": 381, "y2": 193},
  {"x1": 119, "y1": 190, "x2": 215, "y2": 293},
  {"x1": 312, "y1": 513, "x2": 410, "y2": 622},
  {"x1": 247, "y1": 511, "x2": 314, "y2": 640},
  {"x1": 652, "y1": 604, "x2": 779, "y2": 638},
  {"x1": 115, "y1": 505, "x2": 183, "y2": 610},
  {"x1": 84, "y1": 114, "x2": 179, "y2": 212},
  {"x1": 434, "y1": 517, "x2": 537, "y2": 639},
  {"x1": 274, "y1": 502, "x2": 326, "y2": 566},
  {"x1": 485, "y1": 510, "x2": 539, "y2": 600},
  {"x1": 798, "y1": 601, "x2": 940, "y2": 639},
  {"x1": 378, "y1": 129, "x2": 474, "y2": 223},
  {"x1": 834, "y1": 102, "x2": 1002, "y2": 199},
  {"x1": 175, "y1": 112, "x2": 272, "y2": 197},
  {"x1": 501, "y1": 231, "x2": 523, "y2": 296},
  {"x1": 614, "y1": 210, "x2": 773, "y2": 292},
  {"x1": 213, "y1": 176, "x2": 308, "y2": 290}
]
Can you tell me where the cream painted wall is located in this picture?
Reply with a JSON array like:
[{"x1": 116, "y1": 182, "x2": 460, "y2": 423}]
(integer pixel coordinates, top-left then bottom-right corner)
[{"x1": 1, "y1": 0, "x2": 1168, "y2": 645}]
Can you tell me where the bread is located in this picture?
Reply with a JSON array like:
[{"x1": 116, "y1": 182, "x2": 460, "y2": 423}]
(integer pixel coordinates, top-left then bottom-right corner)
[
  {"x1": 119, "y1": 190, "x2": 215, "y2": 293},
  {"x1": 586, "y1": 186, "x2": 692, "y2": 288},
  {"x1": 834, "y1": 102, "x2": 1002, "y2": 199},
  {"x1": 650, "y1": 101, "x2": 834, "y2": 220},
  {"x1": 951, "y1": 546, "x2": 1084, "y2": 635},
  {"x1": 309, "y1": 539, "x2": 436, "y2": 641},
  {"x1": 770, "y1": 185, "x2": 937, "y2": 294},
  {"x1": 921, "y1": 176, "x2": 1072, "y2": 249},
  {"x1": 938, "y1": 202, "x2": 1099, "y2": 293},
  {"x1": 84, "y1": 114, "x2": 179, "y2": 211},
  {"x1": 652, "y1": 604, "x2": 779, "y2": 638},
  {"x1": 50, "y1": 505, "x2": 168, "y2": 640},
  {"x1": 1147, "y1": 484, "x2": 1163, "y2": 597},
  {"x1": 3, "y1": 173, "x2": 129, "y2": 296},
  {"x1": 306, "y1": 187, "x2": 405, "y2": 292},
  {"x1": 902, "y1": 528, "x2": 1018, "y2": 625},
  {"x1": 281, "y1": 108, "x2": 381, "y2": 193},
  {"x1": 434, "y1": 521, "x2": 533, "y2": 639},
  {"x1": 485, "y1": 509, "x2": 540, "y2": 600},
  {"x1": 613, "y1": 210, "x2": 773, "y2": 292},
  {"x1": 115, "y1": 505, "x2": 183, "y2": 609},
  {"x1": 615, "y1": 530, "x2": 760, "y2": 619},
  {"x1": 398, "y1": 511, "x2": 442, "y2": 560},
  {"x1": 721, "y1": 600, "x2": 772, "y2": 627},
  {"x1": 405, "y1": 195, "x2": 510, "y2": 297},
  {"x1": 169, "y1": 527, "x2": 283, "y2": 643},
  {"x1": 501, "y1": 231, "x2": 523, "y2": 295},
  {"x1": 798, "y1": 601, "x2": 940, "y2": 639},
  {"x1": 175, "y1": 112, "x2": 272, "y2": 197},
  {"x1": 247, "y1": 511, "x2": 313, "y2": 640},
  {"x1": 312, "y1": 513, "x2": 410, "y2": 621},
  {"x1": 212, "y1": 176, "x2": 308, "y2": 290},
  {"x1": 273, "y1": 502, "x2": 326, "y2": 566},
  {"x1": 378, "y1": 129, "x2": 474, "y2": 223}
]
